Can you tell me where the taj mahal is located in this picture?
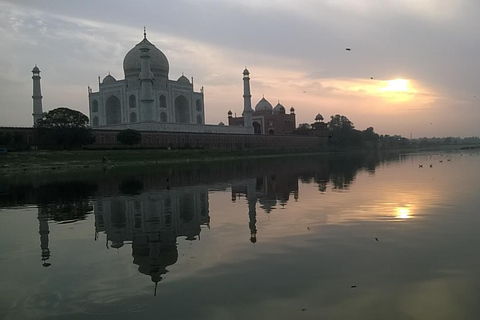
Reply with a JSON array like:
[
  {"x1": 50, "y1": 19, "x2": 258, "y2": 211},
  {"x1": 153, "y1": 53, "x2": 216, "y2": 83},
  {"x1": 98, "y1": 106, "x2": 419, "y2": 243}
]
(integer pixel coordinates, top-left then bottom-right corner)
[
  {"x1": 24, "y1": 29, "x2": 332, "y2": 148},
  {"x1": 87, "y1": 29, "x2": 255, "y2": 134},
  {"x1": 84, "y1": 29, "x2": 298, "y2": 136}
]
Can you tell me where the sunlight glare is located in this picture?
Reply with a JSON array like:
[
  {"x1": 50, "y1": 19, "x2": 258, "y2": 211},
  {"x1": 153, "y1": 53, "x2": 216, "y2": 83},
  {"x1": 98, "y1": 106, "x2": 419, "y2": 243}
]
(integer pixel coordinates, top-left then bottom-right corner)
[
  {"x1": 396, "y1": 206, "x2": 411, "y2": 219},
  {"x1": 382, "y1": 79, "x2": 409, "y2": 92}
]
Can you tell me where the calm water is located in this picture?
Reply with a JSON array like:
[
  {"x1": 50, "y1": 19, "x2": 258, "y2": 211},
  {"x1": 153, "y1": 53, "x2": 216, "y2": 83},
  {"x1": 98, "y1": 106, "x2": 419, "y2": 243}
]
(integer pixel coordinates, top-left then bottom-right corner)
[{"x1": 1, "y1": 151, "x2": 479, "y2": 320}]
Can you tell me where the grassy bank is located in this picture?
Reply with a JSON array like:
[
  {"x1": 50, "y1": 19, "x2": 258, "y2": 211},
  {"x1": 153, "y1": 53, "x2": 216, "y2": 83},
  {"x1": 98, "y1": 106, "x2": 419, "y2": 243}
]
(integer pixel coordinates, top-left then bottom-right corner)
[
  {"x1": 0, "y1": 148, "x2": 332, "y2": 174},
  {"x1": 1, "y1": 144, "x2": 478, "y2": 175}
]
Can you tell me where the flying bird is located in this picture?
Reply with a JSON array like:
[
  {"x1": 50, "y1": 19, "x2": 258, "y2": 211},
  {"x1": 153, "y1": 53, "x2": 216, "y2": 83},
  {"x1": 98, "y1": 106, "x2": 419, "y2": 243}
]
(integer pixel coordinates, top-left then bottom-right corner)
[
  {"x1": 346, "y1": 48, "x2": 351, "y2": 51},
  {"x1": 370, "y1": 77, "x2": 374, "y2": 79}
]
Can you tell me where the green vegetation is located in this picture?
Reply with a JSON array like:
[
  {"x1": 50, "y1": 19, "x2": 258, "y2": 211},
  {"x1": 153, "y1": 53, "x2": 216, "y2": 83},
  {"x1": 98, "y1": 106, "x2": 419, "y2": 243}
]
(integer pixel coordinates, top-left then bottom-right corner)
[
  {"x1": 35, "y1": 107, "x2": 95, "y2": 149},
  {"x1": 0, "y1": 148, "x2": 331, "y2": 174},
  {"x1": 116, "y1": 129, "x2": 142, "y2": 146}
]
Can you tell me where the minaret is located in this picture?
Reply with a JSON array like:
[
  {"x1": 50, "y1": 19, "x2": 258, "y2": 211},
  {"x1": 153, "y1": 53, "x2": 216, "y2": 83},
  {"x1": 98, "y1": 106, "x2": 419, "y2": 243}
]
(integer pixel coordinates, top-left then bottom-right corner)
[
  {"x1": 32, "y1": 65, "x2": 43, "y2": 125},
  {"x1": 139, "y1": 28, "x2": 155, "y2": 121},
  {"x1": 242, "y1": 68, "x2": 253, "y2": 127}
]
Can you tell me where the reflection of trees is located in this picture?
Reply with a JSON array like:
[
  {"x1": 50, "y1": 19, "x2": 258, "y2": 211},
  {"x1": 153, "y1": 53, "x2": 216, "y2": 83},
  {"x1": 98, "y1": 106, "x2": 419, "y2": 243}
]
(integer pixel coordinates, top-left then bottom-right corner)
[
  {"x1": 36, "y1": 182, "x2": 96, "y2": 222},
  {"x1": 43, "y1": 200, "x2": 93, "y2": 223},
  {"x1": 119, "y1": 179, "x2": 144, "y2": 195}
]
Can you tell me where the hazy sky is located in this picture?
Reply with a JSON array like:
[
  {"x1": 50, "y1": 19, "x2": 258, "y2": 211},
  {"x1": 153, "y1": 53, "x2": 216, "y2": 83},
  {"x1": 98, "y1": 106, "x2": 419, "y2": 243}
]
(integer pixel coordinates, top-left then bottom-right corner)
[{"x1": 1, "y1": 0, "x2": 479, "y2": 137}]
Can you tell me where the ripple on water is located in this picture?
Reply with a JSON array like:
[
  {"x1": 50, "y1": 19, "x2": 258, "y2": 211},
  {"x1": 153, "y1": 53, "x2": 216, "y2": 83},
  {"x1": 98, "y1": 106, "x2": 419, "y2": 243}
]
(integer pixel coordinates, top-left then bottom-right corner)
[{"x1": 80, "y1": 291, "x2": 153, "y2": 315}]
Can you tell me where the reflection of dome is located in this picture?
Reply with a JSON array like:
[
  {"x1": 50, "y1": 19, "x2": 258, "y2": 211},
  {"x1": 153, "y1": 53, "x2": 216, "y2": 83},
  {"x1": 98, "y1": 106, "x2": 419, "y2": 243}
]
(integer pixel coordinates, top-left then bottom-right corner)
[
  {"x1": 255, "y1": 97, "x2": 273, "y2": 112},
  {"x1": 177, "y1": 75, "x2": 190, "y2": 84},
  {"x1": 315, "y1": 113, "x2": 324, "y2": 121},
  {"x1": 123, "y1": 36, "x2": 169, "y2": 80},
  {"x1": 102, "y1": 74, "x2": 116, "y2": 85},
  {"x1": 273, "y1": 103, "x2": 286, "y2": 114},
  {"x1": 133, "y1": 243, "x2": 178, "y2": 281}
]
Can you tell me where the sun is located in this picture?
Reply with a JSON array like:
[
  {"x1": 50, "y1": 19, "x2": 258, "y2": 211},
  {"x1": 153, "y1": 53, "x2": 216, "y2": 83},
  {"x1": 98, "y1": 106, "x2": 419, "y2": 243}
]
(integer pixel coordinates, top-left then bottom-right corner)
[{"x1": 382, "y1": 79, "x2": 409, "y2": 92}]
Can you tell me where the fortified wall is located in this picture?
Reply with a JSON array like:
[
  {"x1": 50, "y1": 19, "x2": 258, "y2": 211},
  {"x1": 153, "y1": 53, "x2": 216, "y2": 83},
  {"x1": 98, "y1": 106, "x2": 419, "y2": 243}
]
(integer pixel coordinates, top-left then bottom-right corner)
[{"x1": 0, "y1": 127, "x2": 327, "y2": 150}]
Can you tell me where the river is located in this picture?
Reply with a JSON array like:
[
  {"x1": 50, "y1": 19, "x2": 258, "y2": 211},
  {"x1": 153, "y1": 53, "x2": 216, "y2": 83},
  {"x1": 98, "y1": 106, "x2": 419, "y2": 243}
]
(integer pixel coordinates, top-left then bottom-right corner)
[{"x1": 1, "y1": 151, "x2": 479, "y2": 319}]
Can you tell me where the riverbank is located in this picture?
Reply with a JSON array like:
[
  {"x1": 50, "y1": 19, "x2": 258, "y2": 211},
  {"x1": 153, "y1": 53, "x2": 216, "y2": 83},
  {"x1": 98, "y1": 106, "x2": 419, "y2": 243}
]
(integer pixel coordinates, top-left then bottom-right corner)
[
  {"x1": 0, "y1": 148, "x2": 332, "y2": 175},
  {"x1": 1, "y1": 145, "x2": 478, "y2": 175}
]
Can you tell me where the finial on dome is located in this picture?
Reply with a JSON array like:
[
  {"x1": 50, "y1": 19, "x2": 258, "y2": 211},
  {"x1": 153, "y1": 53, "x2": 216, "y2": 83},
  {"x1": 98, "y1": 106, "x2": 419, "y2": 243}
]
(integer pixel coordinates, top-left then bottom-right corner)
[{"x1": 144, "y1": 26, "x2": 146, "y2": 39}]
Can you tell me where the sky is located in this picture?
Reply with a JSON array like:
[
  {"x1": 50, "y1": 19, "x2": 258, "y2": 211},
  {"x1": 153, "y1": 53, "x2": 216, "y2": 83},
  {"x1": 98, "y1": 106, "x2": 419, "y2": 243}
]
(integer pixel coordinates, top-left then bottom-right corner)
[{"x1": 0, "y1": 0, "x2": 479, "y2": 138}]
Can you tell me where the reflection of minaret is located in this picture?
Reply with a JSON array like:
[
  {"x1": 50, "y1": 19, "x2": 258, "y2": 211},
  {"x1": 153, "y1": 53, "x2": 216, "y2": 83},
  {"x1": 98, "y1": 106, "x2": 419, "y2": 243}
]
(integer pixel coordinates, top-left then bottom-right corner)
[
  {"x1": 32, "y1": 65, "x2": 43, "y2": 125},
  {"x1": 246, "y1": 180, "x2": 257, "y2": 243},
  {"x1": 37, "y1": 207, "x2": 51, "y2": 267}
]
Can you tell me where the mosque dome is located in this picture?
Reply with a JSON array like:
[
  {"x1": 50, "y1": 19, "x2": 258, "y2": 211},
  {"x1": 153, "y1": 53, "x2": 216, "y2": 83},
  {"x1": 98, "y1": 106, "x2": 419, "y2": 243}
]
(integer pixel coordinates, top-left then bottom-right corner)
[
  {"x1": 273, "y1": 103, "x2": 286, "y2": 114},
  {"x1": 290, "y1": 107, "x2": 295, "y2": 114},
  {"x1": 32, "y1": 65, "x2": 40, "y2": 73},
  {"x1": 177, "y1": 75, "x2": 190, "y2": 84},
  {"x1": 243, "y1": 68, "x2": 250, "y2": 76},
  {"x1": 102, "y1": 74, "x2": 117, "y2": 85},
  {"x1": 123, "y1": 35, "x2": 169, "y2": 80},
  {"x1": 255, "y1": 97, "x2": 273, "y2": 112},
  {"x1": 315, "y1": 113, "x2": 324, "y2": 121}
]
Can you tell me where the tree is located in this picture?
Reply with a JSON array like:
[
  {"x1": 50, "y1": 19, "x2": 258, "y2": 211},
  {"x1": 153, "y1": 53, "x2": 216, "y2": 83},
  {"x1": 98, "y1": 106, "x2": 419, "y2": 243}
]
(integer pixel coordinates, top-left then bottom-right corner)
[
  {"x1": 327, "y1": 114, "x2": 360, "y2": 146},
  {"x1": 362, "y1": 127, "x2": 379, "y2": 142},
  {"x1": 327, "y1": 114, "x2": 354, "y2": 131},
  {"x1": 35, "y1": 107, "x2": 95, "y2": 149},
  {"x1": 297, "y1": 123, "x2": 312, "y2": 131},
  {"x1": 117, "y1": 129, "x2": 142, "y2": 146}
]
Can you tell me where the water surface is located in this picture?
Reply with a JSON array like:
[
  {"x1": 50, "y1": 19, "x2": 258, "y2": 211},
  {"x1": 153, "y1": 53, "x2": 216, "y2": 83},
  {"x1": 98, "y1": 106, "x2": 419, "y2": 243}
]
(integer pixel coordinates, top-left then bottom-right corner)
[{"x1": 1, "y1": 151, "x2": 479, "y2": 319}]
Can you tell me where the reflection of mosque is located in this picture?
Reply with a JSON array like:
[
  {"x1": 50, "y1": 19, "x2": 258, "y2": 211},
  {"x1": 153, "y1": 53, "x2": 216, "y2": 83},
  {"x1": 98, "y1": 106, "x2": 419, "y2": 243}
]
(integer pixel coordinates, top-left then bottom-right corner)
[
  {"x1": 94, "y1": 186, "x2": 209, "y2": 293},
  {"x1": 231, "y1": 173, "x2": 299, "y2": 243}
]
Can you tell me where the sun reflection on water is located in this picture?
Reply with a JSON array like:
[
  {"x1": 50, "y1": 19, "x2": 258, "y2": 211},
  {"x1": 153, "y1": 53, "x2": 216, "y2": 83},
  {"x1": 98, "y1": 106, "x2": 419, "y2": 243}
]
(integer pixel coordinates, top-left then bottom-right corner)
[{"x1": 396, "y1": 206, "x2": 412, "y2": 219}]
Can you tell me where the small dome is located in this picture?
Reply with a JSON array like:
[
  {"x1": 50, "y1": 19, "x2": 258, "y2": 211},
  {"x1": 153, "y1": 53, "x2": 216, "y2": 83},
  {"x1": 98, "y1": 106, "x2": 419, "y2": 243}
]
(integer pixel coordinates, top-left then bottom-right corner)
[
  {"x1": 123, "y1": 35, "x2": 169, "y2": 80},
  {"x1": 32, "y1": 65, "x2": 40, "y2": 73},
  {"x1": 177, "y1": 75, "x2": 190, "y2": 84},
  {"x1": 255, "y1": 97, "x2": 273, "y2": 112},
  {"x1": 227, "y1": 110, "x2": 232, "y2": 115},
  {"x1": 315, "y1": 113, "x2": 324, "y2": 121},
  {"x1": 290, "y1": 107, "x2": 295, "y2": 114},
  {"x1": 219, "y1": 122, "x2": 225, "y2": 126},
  {"x1": 102, "y1": 74, "x2": 117, "y2": 84},
  {"x1": 243, "y1": 68, "x2": 250, "y2": 75},
  {"x1": 273, "y1": 103, "x2": 286, "y2": 114}
]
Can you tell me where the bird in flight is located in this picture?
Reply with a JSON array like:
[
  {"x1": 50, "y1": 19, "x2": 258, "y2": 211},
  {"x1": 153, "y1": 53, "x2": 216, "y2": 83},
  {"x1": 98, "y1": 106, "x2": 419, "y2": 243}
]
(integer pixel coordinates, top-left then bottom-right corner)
[{"x1": 346, "y1": 48, "x2": 351, "y2": 51}]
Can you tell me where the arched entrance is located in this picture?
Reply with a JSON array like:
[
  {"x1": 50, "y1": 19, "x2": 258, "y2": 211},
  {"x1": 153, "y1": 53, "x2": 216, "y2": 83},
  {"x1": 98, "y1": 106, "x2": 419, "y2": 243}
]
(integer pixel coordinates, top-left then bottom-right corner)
[
  {"x1": 130, "y1": 112, "x2": 137, "y2": 123},
  {"x1": 92, "y1": 116, "x2": 99, "y2": 126},
  {"x1": 105, "y1": 95, "x2": 121, "y2": 125},
  {"x1": 268, "y1": 129, "x2": 275, "y2": 135},
  {"x1": 160, "y1": 112, "x2": 167, "y2": 122},
  {"x1": 253, "y1": 122, "x2": 262, "y2": 134},
  {"x1": 174, "y1": 95, "x2": 190, "y2": 123}
]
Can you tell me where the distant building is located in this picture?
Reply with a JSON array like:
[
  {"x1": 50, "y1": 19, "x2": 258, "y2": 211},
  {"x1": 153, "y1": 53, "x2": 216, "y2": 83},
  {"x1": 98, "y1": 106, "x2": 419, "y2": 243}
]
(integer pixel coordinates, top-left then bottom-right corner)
[{"x1": 227, "y1": 69, "x2": 296, "y2": 135}]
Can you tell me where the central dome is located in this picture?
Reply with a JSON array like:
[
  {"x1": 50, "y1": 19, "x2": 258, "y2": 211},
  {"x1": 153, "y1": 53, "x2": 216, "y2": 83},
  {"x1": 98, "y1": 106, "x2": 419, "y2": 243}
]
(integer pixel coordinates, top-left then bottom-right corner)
[
  {"x1": 255, "y1": 97, "x2": 273, "y2": 112},
  {"x1": 123, "y1": 36, "x2": 169, "y2": 80}
]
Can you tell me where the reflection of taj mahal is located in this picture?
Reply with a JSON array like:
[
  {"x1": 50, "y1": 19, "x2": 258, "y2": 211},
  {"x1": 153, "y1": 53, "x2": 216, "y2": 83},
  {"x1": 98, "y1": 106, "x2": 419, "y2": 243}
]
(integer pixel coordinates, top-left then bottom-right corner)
[{"x1": 94, "y1": 186, "x2": 209, "y2": 289}]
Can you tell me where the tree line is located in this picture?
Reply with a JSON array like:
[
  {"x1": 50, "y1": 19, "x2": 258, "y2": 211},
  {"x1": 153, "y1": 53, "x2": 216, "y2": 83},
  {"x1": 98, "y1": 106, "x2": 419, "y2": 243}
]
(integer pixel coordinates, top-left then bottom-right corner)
[{"x1": 296, "y1": 114, "x2": 480, "y2": 148}]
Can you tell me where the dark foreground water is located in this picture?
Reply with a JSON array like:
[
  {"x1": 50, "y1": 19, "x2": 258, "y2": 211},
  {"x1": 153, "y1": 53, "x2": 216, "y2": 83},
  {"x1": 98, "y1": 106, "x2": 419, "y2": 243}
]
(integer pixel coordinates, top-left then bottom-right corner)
[{"x1": 1, "y1": 151, "x2": 480, "y2": 320}]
